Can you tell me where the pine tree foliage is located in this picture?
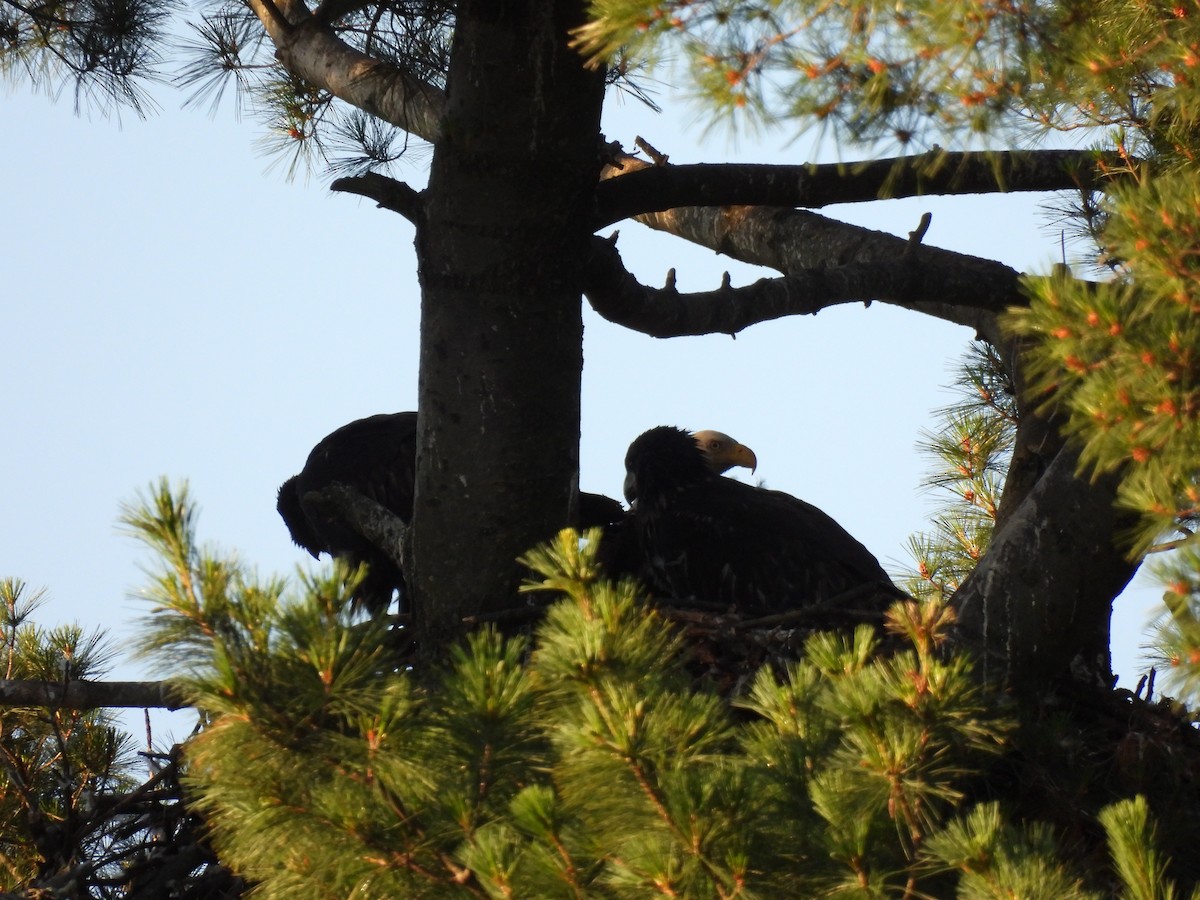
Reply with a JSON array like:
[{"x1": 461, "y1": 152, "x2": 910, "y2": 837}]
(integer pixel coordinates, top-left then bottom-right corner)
[
  {"x1": 923, "y1": 802, "x2": 1094, "y2": 900},
  {"x1": 103, "y1": 485, "x2": 1200, "y2": 897},
  {"x1": 11, "y1": 1, "x2": 1200, "y2": 894},
  {"x1": 4, "y1": 1, "x2": 659, "y2": 176},
  {"x1": 1148, "y1": 544, "x2": 1200, "y2": 705},
  {"x1": 579, "y1": 0, "x2": 1200, "y2": 776},
  {"x1": 992, "y1": 1, "x2": 1200, "y2": 693},
  {"x1": 574, "y1": 0, "x2": 1200, "y2": 151},
  {"x1": 0, "y1": 578, "x2": 156, "y2": 895},
  {"x1": 0, "y1": 0, "x2": 173, "y2": 114},
  {"x1": 902, "y1": 341, "x2": 1016, "y2": 602},
  {"x1": 1099, "y1": 795, "x2": 1198, "y2": 900},
  {"x1": 1, "y1": 0, "x2": 452, "y2": 168},
  {"x1": 1, "y1": 578, "x2": 125, "y2": 888}
]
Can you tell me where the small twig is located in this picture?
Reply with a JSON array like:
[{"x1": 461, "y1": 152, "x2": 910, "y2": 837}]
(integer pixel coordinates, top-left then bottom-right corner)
[
  {"x1": 599, "y1": 136, "x2": 626, "y2": 171},
  {"x1": 634, "y1": 135, "x2": 669, "y2": 166},
  {"x1": 653, "y1": 581, "x2": 900, "y2": 634},
  {"x1": 904, "y1": 212, "x2": 933, "y2": 259},
  {"x1": 0, "y1": 740, "x2": 38, "y2": 809},
  {"x1": 137, "y1": 749, "x2": 174, "y2": 763},
  {"x1": 1146, "y1": 526, "x2": 1196, "y2": 553}
]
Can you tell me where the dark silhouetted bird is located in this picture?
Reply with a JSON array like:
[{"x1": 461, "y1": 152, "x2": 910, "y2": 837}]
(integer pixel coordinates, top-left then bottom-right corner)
[
  {"x1": 278, "y1": 411, "x2": 627, "y2": 614},
  {"x1": 277, "y1": 413, "x2": 417, "y2": 615},
  {"x1": 621, "y1": 425, "x2": 901, "y2": 614},
  {"x1": 597, "y1": 427, "x2": 758, "y2": 581}
]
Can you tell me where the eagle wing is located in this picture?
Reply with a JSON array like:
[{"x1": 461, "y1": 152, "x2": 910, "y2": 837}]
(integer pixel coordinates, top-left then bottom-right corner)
[{"x1": 638, "y1": 477, "x2": 897, "y2": 613}]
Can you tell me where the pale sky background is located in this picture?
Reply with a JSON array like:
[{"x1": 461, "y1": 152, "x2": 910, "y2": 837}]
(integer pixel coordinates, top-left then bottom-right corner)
[{"x1": 1, "y1": 57, "x2": 1166, "y2": 746}]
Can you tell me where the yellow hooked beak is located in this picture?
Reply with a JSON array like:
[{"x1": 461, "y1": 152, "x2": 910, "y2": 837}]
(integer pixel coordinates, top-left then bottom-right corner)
[{"x1": 692, "y1": 429, "x2": 757, "y2": 475}]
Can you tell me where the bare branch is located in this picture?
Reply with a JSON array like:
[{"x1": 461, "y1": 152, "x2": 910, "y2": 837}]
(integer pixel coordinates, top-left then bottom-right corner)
[
  {"x1": 582, "y1": 219, "x2": 1024, "y2": 341},
  {"x1": 583, "y1": 235, "x2": 866, "y2": 336},
  {"x1": 301, "y1": 482, "x2": 409, "y2": 572},
  {"x1": 0, "y1": 679, "x2": 186, "y2": 710},
  {"x1": 331, "y1": 172, "x2": 424, "y2": 223},
  {"x1": 596, "y1": 148, "x2": 1126, "y2": 227}
]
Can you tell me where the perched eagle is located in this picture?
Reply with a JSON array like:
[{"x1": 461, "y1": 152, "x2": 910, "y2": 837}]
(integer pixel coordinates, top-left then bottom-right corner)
[
  {"x1": 277, "y1": 412, "x2": 418, "y2": 615},
  {"x1": 596, "y1": 428, "x2": 759, "y2": 582},
  {"x1": 278, "y1": 411, "x2": 625, "y2": 614},
  {"x1": 622, "y1": 425, "x2": 902, "y2": 614},
  {"x1": 623, "y1": 429, "x2": 758, "y2": 505}
]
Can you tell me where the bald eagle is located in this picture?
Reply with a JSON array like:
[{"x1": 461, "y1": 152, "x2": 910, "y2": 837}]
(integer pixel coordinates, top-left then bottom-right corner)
[
  {"x1": 278, "y1": 412, "x2": 626, "y2": 614},
  {"x1": 597, "y1": 427, "x2": 759, "y2": 582},
  {"x1": 622, "y1": 426, "x2": 902, "y2": 615},
  {"x1": 623, "y1": 429, "x2": 758, "y2": 505}
]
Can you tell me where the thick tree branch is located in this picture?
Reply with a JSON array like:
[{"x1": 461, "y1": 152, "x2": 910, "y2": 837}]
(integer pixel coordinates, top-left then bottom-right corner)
[
  {"x1": 0, "y1": 679, "x2": 185, "y2": 710},
  {"x1": 596, "y1": 148, "x2": 1124, "y2": 227},
  {"x1": 582, "y1": 211, "x2": 1029, "y2": 343},
  {"x1": 583, "y1": 232, "x2": 968, "y2": 336},
  {"x1": 246, "y1": 0, "x2": 444, "y2": 141},
  {"x1": 330, "y1": 172, "x2": 424, "y2": 223},
  {"x1": 598, "y1": 151, "x2": 1110, "y2": 352}
]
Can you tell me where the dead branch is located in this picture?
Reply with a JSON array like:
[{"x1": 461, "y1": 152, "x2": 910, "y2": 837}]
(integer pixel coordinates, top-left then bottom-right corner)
[
  {"x1": 581, "y1": 231, "x2": 1024, "y2": 339},
  {"x1": 331, "y1": 172, "x2": 424, "y2": 224},
  {"x1": 0, "y1": 679, "x2": 186, "y2": 710}
]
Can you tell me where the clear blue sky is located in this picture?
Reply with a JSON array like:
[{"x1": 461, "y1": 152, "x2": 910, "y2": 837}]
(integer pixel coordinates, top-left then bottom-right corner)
[{"x1": 1, "y1": 73, "x2": 1164, "y2": 745}]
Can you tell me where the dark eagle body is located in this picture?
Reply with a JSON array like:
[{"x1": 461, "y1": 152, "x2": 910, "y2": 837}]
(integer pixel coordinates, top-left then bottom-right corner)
[
  {"x1": 596, "y1": 428, "x2": 758, "y2": 585},
  {"x1": 278, "y1": 411, "x2": 626, "y2": 615},
  {"x1": 623, "y1": 426, "x2": 901, "y2": 614},
  {"x1": 277, "y1": 412, "x2": 417, "y2": 614}
]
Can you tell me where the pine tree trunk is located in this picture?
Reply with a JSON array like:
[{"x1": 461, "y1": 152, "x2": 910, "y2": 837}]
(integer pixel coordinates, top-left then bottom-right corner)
[
  {"x1": 410, "y1": 0, "x2": 604, "y2": 647},
  {"x1": 954, "y1": 443, "x2": 1139, "y2": 687}
]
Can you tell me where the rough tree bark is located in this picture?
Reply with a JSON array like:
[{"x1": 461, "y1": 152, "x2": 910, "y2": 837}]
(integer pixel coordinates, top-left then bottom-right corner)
[
  {"x1": 953, "y1": 445, "x2": 1139, "y2": 687},
  {"x1": 410, "y1": 0, "x2": 605, "y2": 642}
]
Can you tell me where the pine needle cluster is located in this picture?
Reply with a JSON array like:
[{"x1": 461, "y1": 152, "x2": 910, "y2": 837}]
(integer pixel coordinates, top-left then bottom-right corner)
[
  {"x1": 1148, "y1": 543, "x2": 1200, "y2": 705},
  {"x1": 902, "y1": 342, "x2": 1016, "y2": 602},
  {"x1": 575, "y1": 0, "x2": 1154, "y2": 149},
  {"x1": 176, "y1": 1, "x2": 452, "y2": 177},
  {"x1": 115, "y1": 485, "x2": 1198, "y2": 898},
  {"x1": 1011, "y1": 211, "x2": 1200, "y2": 561},
  {"x1": 0, "y1": 0, "x2": 172, "y2": 114}
]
